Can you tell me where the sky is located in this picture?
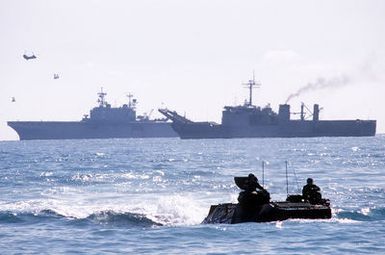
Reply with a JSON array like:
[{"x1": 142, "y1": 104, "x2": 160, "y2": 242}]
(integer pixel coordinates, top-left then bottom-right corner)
[{"x1": 0, "y1": 0, "x2": 384, "y2": 140}]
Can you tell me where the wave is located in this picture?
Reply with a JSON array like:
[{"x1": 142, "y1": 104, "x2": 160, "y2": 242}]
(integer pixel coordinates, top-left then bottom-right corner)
[
  {"x1": 0, "y1": 209, "x2": 162, "y2": 227},
  {"x1": 83, "y1": 210, "x2": 162, "y2": 227},
  {"x1": 335, "y1": 207, "x2": 385, "y2": 221},
  {"x1": 0, "y1": 209, "x2": 64, "y2": 224}
]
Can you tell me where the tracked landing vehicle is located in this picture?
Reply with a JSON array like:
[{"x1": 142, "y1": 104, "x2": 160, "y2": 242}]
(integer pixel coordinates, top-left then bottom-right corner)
[{"x1": 203, "y1": 176, "x2": 331, "y2": 224}]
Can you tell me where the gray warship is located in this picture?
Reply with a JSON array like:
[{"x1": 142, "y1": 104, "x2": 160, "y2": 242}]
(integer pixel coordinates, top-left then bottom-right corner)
[
  {"x1": 8, "y1": 89, "x2": 177, "y2": 140},
  {"x1": 159, "y1": 77, "x2": 376, "y2": 139}
]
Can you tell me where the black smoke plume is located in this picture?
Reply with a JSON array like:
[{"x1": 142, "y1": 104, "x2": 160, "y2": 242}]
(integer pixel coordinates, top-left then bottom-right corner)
[{"x1": 285, "y1": 75, "x2": 350, "y2": 104}]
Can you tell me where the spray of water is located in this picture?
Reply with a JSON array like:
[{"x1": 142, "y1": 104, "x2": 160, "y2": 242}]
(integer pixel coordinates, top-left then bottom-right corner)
[{"x1": 285, "y1": 75, "x2": 351, "y2": 104}]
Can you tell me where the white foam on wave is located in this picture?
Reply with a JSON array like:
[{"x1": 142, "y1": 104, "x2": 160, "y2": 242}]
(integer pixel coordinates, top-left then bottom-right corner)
[
  {"x1": 334, "y1": 217, "x2": 359, "y2": 224},
  {"x1": 40, "y1": 171, "x2": 53, "y2": 177},
  {"x1": 68, "y1": 171, "x2": 160, "y2": 184},
  {"x1": 0, "y1": 191, "x2": 209, "y2": 226},
  {"x1": 71, "y1": 173, "x2": 93, "y2": 182},
  {"x1": 275, "y1": 221, "x2": 283, "y2": 228},
  {"x1": 121, "y1": 172, "x2": 150, "y2": 180},
  {"x1": 360, "y1": 207, "x2": 370, "y2": 215},
  {"x1": 152, "y1": 195, "x2": 207, "y2": 225},
  {"x1": 285, "y1": 213, "x2": 359, "y2": 224},
  {"x1": 0, "y1": 198, "x2": 99, "y2": 219}
]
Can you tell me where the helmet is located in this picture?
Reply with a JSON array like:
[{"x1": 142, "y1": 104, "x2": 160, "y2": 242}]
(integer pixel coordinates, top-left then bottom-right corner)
[
  {"x1": 248, "y1": 173, "x2": 258, "y2": 182},
  {"x1": 307, "y1": 178, "x2": 313, "y2": 184}
]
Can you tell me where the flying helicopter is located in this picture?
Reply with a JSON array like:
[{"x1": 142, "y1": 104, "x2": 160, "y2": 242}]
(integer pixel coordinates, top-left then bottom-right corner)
[{"x1": 23, "y1": 51, "x2": 37, "y2": 60}]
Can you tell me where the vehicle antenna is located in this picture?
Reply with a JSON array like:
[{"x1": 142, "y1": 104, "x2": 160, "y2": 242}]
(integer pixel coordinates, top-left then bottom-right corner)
[
  {"x1": 262, "y1": 160, "x2": 265, "y2": 188},
  {"x1": 285, "y1": 161, "x2": 289, "y2": 196},
  {"x1": 292, "y1": 163, "x2": 300, "y2": 193}
]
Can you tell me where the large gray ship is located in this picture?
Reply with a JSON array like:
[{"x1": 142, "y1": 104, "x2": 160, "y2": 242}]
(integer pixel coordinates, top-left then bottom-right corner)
[
  {"x1": 8, "y1": 89, "x2": 177, "y2": 140},
  {"x1": 159, "y1": 78, "x2": 376, "y2": 139}
]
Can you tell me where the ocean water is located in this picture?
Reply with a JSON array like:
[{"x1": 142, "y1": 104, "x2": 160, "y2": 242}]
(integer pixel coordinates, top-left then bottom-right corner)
[{"x1": 1, "y1": 136, "x2": 385, "y2": 254}]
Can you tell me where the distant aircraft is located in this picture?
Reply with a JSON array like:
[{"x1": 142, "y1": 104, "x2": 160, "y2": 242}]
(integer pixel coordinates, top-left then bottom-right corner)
[
  {"x1": 11, "y1": 97, "x2": 16, "y2": 102},
  {"x1": 54, "y1": 74, "x2": 59, "y2": 79},
  {"x1": 23, "y1": 52, "x2": 37, "y2": 60}
]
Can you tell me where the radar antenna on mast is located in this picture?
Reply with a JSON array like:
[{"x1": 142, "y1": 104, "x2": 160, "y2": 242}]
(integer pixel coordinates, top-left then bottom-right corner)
[
  {"x1": 97, "y1": 87, "x2": 107, "y2": 107},
  {"x1": 127, "y1": 93, "x2": 137, "y2": 109},
  {"x1": 242, "y1": 71, "x2": 260, "y2": 106}
]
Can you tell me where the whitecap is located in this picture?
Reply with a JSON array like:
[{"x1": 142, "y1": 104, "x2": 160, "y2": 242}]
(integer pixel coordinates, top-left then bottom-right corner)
[
  {"x1": 40, "y1": 171, "x2": 53, "y2": 177},
  {"x1": 360, "y1": 207, "x2": 370, "y2": 215},
  {"x1": 275, "y1": 221, "x2": 283, "y2": 228},
  {"x1": 71, "y1": 173, "x2": 93, "y2": 182}
]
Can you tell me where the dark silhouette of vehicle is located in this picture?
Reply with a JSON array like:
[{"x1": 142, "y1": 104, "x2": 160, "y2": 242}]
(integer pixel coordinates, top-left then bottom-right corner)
[{"x1": 203, "y1": 174, "x2": 331, "y2": 224}]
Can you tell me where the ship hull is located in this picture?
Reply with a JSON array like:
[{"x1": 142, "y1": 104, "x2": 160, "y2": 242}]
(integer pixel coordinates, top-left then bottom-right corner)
[
  {"x1": 7, "y1": 121, "x2": 178, "y2": 140},
  {"x1": 172, "y1": 120, "x2": 376, "y2": 139}
]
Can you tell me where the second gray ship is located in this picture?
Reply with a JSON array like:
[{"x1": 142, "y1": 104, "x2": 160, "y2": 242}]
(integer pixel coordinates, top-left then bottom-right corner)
[{"x1": 159, "y1": 77, "x2": 376, "y2": 139}]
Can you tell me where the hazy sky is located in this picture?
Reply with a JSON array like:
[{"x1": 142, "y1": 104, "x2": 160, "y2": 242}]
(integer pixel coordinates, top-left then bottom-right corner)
[{"x1": 1, "y1": 0, "x2": 384, "y2": 140}]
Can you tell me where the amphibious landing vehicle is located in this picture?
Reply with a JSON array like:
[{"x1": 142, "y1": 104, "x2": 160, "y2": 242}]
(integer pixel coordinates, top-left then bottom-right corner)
[{"x1": 203, "y1": 175, "x2": 331, "y2": 224}]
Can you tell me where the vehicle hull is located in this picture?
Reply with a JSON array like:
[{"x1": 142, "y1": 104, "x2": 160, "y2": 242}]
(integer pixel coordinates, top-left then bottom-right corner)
[{"x1": 202, "y1": 202, "x2": 332, "y2": 224}]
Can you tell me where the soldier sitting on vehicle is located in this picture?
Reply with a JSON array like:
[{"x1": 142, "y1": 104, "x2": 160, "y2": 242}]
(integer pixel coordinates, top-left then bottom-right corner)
[
  {"x1": 238, "y1": 173, "x2": 270, "y2": 207},
  {"x1": 302, "y1": 178, "x2": 322, "y2": 204}
]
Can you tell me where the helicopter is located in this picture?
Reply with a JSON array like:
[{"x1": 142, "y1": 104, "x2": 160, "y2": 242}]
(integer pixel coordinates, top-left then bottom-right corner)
[{"x1": 23, "y1": 52, "x2": 37, "y2": 60}]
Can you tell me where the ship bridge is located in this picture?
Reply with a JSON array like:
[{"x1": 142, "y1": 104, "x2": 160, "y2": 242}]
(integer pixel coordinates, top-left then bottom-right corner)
[
  {"x1": 85, "y1": 88, "x2": 138, "y2": 122},
  {"x1": 89, "y1": 104, "x2": 136, "y2": 122},
  {"x1": 222, "y1": 104, "x2": 278, "y2": 127}
]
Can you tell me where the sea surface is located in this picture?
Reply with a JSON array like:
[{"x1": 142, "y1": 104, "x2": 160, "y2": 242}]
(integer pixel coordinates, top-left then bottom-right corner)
[{"x1": 1, "y1": 136, "x2": 385, "y2": 254}]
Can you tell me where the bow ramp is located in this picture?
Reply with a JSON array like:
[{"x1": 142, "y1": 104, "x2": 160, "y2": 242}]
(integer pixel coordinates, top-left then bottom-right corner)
[{"x1": 158, "y1": 108, "x2": 194, "y2": 124}]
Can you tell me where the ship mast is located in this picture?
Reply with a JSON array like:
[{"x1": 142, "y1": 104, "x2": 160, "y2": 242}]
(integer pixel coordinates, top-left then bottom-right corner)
[
  {"x1": 127, "y1": 93, "x2": 137, "y2": 109},
  {"x1": 243, "y1": 71, "x2": 260, "y2": 106},
  {"x1": 97, "y1": 87, "x2": 107, "y2": 107}
]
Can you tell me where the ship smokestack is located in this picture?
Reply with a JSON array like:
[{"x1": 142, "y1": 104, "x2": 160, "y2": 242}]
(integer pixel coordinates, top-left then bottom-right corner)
[
  {"x1": 279, "y1": 104, "x2": 290, "y2": 122},
  {"x1": 313, "y1": 104, "x2": 319, "y2": 121},
  {"x1": 300, "y1": 103, "x2": 305, "y2": 121}
]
